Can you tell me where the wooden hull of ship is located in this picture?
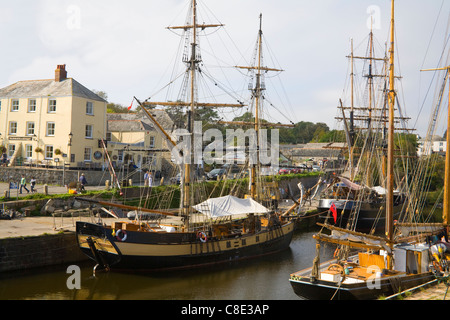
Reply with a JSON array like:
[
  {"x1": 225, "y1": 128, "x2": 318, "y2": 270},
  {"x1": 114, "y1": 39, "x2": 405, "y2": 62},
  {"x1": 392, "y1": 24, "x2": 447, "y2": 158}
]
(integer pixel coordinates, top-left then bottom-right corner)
[
  {"x1": 317, "y1": 197, "x2": 404, "y2": 233},
  {"x1": 76, "y1": 220, "x2": 295, "y2": 271},
  {"x1": 289, "y1": 259, "x2": 435, "y2": 300}
]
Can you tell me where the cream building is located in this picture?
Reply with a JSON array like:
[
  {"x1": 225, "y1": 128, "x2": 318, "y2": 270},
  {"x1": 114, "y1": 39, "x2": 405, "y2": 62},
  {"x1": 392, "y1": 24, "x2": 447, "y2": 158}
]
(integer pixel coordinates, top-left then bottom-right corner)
[
  {"x1": 106, "y1": 110, "x2": 175, "y2": 177},
  {"x1": 0, "y1": 65, "x2": 107, "y2": 168}
]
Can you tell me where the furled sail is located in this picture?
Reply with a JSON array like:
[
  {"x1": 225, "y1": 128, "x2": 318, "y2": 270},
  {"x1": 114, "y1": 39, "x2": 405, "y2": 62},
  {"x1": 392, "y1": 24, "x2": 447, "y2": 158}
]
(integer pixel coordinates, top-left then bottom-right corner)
[{"x1": 193, "y1": 195, "x2": 270, "y2": 218}]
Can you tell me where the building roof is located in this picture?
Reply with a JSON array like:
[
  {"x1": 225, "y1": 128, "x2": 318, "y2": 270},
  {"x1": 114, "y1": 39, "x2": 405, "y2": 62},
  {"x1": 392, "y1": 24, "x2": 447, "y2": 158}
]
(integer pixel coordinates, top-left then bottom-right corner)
[
  {"x1": 0, "y1": 78, "x2": 107, "y2": 102},
  {"x1": 282, "y1": 142, "x2": 344, "y2": 158},
  {"x1": 107, "y1": 110, "x2": 174, "y2": 133}
]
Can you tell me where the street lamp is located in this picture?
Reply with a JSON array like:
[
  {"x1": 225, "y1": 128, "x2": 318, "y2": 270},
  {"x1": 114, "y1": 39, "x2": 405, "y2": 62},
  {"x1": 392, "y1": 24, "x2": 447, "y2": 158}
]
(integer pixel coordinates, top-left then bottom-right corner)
[{"x1": 68, "y1": 132, "x2": 73, "y2": 146}]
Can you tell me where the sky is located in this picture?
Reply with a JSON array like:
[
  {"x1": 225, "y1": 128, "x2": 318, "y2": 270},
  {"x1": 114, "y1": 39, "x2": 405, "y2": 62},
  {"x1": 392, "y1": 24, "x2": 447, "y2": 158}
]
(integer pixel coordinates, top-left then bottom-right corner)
[{"x1": 0, "y1": 0, "x2": 449, "y2": 137}]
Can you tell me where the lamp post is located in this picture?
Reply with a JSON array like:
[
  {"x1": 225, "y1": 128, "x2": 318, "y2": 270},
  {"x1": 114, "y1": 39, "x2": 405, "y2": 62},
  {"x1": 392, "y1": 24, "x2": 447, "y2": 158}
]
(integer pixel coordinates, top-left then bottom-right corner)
[{"x1": 68, "y1": 132, "x2": 73, "y2": 162}]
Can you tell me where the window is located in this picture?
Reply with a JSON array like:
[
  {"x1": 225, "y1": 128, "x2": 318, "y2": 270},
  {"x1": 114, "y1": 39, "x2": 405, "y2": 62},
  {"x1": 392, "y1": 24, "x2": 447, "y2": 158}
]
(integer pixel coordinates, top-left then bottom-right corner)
[
  {"x1": 25, "y1": 145, "x2": 33, "y2": 158},
  {"x1": 9, "y1": 122, "x2": 17, "y2": 135},
  {"x1": 84, "y1": 147, "x2": 92, "y2": 161},
  {"x1": 149, "y1": 136, "x2": 155, "y2": 148},
  {"x1": 8, "y1": 144, "x2": 15, "y2": 157},
  {"x1": 48, "y1": 99, "x2": 56, "y2": 113},
  {"x1": 11, "y1": 99, "x2": 19, "y2": 111},
  {"x1": 85, "y1": 124, "x2": 93, "y2": 138},
  {"x1": 45, "y1": 145, "x2": 53, "y2": 159},
  {"x1": 26, "y1": 122, "x2": 35, "y2": 136},
  {"x1": 46, "y1": 122, "x2": 55, "y2": 136},
  {"x1": 86, "y1": 101, "x2": 93, "y2": 115},
  {"x1": 28, "y1": 99, "x2": 36, "y2": 112}
]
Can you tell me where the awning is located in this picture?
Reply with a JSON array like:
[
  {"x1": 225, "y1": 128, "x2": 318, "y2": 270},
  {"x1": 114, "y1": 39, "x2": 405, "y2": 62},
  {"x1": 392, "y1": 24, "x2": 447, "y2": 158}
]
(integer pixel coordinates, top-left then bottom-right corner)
[
  {"x1": 339, "y1": 177, "x2": 364, "y2": 191},
  {"x1": 193, "y1": 195, "x2": 270, "y2": 218}
]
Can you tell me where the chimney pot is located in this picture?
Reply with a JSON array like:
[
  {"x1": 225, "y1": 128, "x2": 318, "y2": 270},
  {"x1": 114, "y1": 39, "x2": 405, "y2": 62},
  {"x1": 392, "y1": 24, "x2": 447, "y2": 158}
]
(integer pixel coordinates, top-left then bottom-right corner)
[{"x1": 55, "y1": 64, "x2": 67, "y2": 82}]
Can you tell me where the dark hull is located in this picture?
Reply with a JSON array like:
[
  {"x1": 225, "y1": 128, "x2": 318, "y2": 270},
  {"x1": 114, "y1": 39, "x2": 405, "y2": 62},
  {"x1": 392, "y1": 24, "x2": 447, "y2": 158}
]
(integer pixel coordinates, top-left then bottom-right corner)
[
  {"x1": 76, "y1": 220, "x2": 295, "y2": 272},
  {"x1": 317, "y1": 197, "x2": 404, "y2": 233},
  {"x1": 289, "y1": 272, "x2": 435, "y2": 300}
]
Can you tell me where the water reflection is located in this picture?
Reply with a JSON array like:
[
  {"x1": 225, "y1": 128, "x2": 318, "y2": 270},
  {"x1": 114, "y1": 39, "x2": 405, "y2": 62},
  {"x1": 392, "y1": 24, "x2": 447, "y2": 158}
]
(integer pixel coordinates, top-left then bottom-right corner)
[{"x1": 0, "y1": 229, "x2": 335, "y2": 300}]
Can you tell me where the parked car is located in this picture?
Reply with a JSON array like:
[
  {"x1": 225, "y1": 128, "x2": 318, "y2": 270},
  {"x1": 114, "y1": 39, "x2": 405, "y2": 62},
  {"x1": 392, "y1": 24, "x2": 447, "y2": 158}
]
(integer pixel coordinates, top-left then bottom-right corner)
[
  {"x1": 312, "y1": 165, "x2": 321, "y2": 172},
  {"x1": 278, "y1": 168, "x2": 290, "y2": 175},
  {"x1": 170, "y1": 173, "x2": 181, "y2": 185},
  {"x1": 207, "y1": 168, "x2": 226, "y2": 180}
]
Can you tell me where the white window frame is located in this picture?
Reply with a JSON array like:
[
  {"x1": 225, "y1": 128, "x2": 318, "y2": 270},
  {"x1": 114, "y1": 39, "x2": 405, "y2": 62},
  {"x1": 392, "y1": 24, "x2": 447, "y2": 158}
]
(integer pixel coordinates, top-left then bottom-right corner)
[
  {"x1": 44, "y1": 145, "x2": 53, "y2": 159},
  {"x1": 9, "y1": 121, "x2": 17, "y2": 135},
  {"x1": 11, "y1": 99, "x2": 19, "y2": 112},
  {"x1": 46, "y1": 122, "x2": 55, "y2": 136},
  {"x1": 28, "y1": 99, "x2": 36, "y2": 112},
  {"x1": 25, "y1": 144, "x2": 33, "y2": 159},
  {"x1": 85, "y1": 124, "x2": 93, "y2": 139},
  {"x1": 149, "y1": 136, "x2": 155, "y2": 148},
  {"x1": 84, "y1": 147, "x2": 92, "y2": 162},
  {"x1": 26, "y1": 122, "x2": 35, "y2": 136},
  {"x1": 48, "y1": 99, "x2": 56, "y2": 113},
  {"x1": 8, "y1": 144, "x2": 15, "y2": 157},
  {"x1": 86, "y1": 101, "x2": 94, "y2": 115}
]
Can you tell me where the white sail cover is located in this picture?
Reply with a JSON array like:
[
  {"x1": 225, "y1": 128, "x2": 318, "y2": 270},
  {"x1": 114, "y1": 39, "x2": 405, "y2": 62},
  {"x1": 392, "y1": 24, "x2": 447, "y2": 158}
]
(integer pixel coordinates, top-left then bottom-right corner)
[{"x1": 193, "y1": 195, "x2": 270, "y2": 218}]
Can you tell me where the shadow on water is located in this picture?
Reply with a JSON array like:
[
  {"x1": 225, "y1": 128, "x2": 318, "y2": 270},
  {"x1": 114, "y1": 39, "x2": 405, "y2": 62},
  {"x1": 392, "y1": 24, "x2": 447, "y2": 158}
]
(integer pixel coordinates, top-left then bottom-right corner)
[{"x1": 0, "y1": 229, "x2": 336, "y2": 300}]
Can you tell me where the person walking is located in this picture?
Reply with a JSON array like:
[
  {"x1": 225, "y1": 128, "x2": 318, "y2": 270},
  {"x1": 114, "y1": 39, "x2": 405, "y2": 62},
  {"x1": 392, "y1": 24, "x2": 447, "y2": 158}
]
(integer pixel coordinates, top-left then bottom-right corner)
[
  {"x1": 79, "y1": 173, "x2": 87, "y2": 191},
  {"x1": 20, "y1": 175, "x2": 29, "y2": 194},
  {"x1": 144, "y1": 170, "x2": 153, "y2": 188},
  {"x1": 144, "y1": 170, "x2": 149, "y2": 186},
  {"x1": 30, "y1": 177, "x2": 37, "y2": 193},
  {"x1": 148, "y1": 171, "x2": 153, "y2": 188}
]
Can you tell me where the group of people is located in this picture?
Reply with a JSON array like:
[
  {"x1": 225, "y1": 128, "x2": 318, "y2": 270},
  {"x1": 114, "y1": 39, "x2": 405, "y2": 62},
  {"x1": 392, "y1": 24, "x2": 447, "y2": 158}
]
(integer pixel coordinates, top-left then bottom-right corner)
[
  {"x1": 19, "y1": 175, "x2": 37, "y2": 194},
  {"x1": 13, "y1": 170, "x2": 152, "y2": 195}
]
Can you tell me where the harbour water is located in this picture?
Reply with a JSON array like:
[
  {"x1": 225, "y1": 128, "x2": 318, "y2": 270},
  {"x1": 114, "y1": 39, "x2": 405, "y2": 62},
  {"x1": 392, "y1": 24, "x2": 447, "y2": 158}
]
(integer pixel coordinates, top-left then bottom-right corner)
[{"x1": 0, "y1": 228, "x2": 334, "y2": 300}]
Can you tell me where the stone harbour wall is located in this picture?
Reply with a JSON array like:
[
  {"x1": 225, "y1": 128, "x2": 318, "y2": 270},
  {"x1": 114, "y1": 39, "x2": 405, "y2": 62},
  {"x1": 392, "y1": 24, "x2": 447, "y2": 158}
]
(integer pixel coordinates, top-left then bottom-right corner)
[
  {"x1": 0, "y1": 232, "x2": 88, "y2": 273},
  {"x1": 0, "y1": 166, "x2": 145, "y2": 186}
]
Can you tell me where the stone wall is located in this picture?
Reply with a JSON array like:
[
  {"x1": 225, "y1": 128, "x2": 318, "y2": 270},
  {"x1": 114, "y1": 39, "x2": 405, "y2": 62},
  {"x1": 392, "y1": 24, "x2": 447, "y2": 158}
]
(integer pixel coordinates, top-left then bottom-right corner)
[
  {"x1": 0, "y1": 166, "x2": 144, "y2": 186},
  {"x1": 0, "y1": 232, "x2": 88, "y2": 273}
]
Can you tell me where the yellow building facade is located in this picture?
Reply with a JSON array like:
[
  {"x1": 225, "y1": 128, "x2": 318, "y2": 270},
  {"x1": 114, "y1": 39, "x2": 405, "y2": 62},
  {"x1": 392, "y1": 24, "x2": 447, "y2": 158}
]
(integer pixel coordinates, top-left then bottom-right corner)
[
  {"x1": 106, "y1": 110, "x2": 174, "y2": 175},
  {"x1": 0, "y1": 65, "x2": 107, "y2": 168}
]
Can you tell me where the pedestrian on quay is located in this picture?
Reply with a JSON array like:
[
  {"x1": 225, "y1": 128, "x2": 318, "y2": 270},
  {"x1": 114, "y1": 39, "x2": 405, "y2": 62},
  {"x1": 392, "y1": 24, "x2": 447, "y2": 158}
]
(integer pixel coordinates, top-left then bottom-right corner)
[
  {"x1": 79, "y1": 173, "x2": 87, "y2": 191},
  {"x1": 30, "y1": 177, "x2": 37, "y2": 193},
  {"x1": 144, "y1": 170, "x2": 153, "y2": 188},
  {"x1": 20, "y1": 175, "x2": 29, "y2": 194},
  {"x1": 1, "y1": 152, "x2": 7, "y2": 166}
]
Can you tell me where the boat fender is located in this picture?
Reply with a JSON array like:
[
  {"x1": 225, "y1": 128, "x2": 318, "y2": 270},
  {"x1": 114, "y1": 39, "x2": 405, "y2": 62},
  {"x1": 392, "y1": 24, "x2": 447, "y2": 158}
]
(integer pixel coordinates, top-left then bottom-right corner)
[
  {"x1": 198, "y1": 231, "x2": 207, "y2": 243},
  {"x1": 116, "y1": 229, "x2": 127, "y2": 242}
]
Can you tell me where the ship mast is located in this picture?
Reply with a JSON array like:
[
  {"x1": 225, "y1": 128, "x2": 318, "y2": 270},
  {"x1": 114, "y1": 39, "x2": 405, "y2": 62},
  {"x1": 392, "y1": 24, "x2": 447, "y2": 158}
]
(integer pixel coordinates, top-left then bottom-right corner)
[
  {"x1": 386, "y1": 0, "x2": 396, "y2": 269},
  {"x1": 234, "y1": 14, "x2": 285, "y2": 199},
  {"x1": 420, "y1": 66, "x2": 450, "y2": 226},
  {"x1": 148, "y1": 0, "x2": 243, "y2": 229}
]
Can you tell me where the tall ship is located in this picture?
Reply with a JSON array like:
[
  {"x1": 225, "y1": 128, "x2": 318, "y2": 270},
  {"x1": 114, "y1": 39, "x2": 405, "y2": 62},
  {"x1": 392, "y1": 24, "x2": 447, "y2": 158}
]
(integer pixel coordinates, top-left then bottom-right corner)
[
  {"x1": 290, "y1": 0, "x2": 449, "y2": 300},
  {"x1": 316, "y1": 19, "x2": 411, "y2": 233},
  {"x1": 75, "y1": 0, "x2": 296, "y2": 273}
]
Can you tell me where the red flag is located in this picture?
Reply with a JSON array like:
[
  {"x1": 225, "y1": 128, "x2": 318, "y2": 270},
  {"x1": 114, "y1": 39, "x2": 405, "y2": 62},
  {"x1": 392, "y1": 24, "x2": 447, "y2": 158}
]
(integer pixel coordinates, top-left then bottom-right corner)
[
  {"x1": 128, "y1": 98, "x2": 134, "y2": 111},
  {"x1": 330, "y1": 203, "x2": 337, "y2": 224}
]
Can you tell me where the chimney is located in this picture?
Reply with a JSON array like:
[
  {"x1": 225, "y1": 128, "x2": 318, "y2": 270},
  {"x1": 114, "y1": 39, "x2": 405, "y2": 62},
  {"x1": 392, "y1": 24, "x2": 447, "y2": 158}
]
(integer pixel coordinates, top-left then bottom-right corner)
[{"x1": 55, "y1": 64, "x2": 67, "y2": 82}]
